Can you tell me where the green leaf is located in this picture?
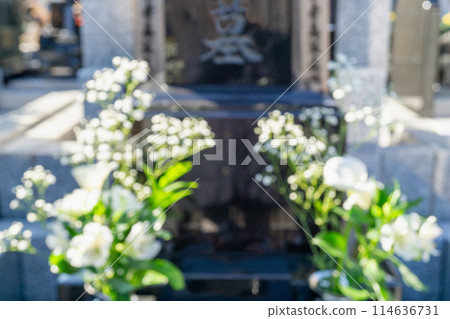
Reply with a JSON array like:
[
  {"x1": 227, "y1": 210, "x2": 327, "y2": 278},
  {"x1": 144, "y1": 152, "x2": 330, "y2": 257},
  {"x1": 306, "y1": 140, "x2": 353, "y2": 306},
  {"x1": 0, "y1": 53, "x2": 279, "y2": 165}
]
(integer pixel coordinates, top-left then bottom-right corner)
[
  {"x1": 142, "y1": 163, "x2": 156, "y2": 184},
  {"x1": 92, "y1": 200, "x2": 106, "y2": 217},
  {"x1": 48, "y1": 253, "x2": 78, "y2": 274},
  {"x1": 163, "y1": 181, "x2": 198, "y2": 193},
  {"x1": 338, "y1": 283, "x2": 370, "y2": 301},
  {"x1": 313, "y1": 200, "x2": 323, "y2": 214},
  {"x1": 394, "y1": 198, "x2": 422, "y2": 213},
  {"x1": 333, "y1": 206, "x2": 350, "y2": 220},
  {"x1": 349, "y1": 206, "x2": 372, "y2": 225},
  {"x1": 388, "y1": 182, "x2": 402, "y2": 206},
  {"x1": 155, "y1": 229, "x2": 173, "y2": 241},
  {"x1": 109, "y1": 278, "x2": 135, "y2": 294},
  {"x1": 391, "y1": 259, "x2": 427, "y2": 292},
  {"x1": 149, "y1": 259, "x2": 185, "y2": 290},
  {"x1": 363, "y1": 259, "x2": 385, "y2": 283},
  {"x1": 141, "y1": 270, "x2": 169, "y2": 287},
  {"x1": 375, "y1": 249, "x2": 428, "y2": 291},
  {"x1": 376, "y1": 187, "x2": 389, "y2": 206},
  {"x1": 156, "y1": 189, "x2": 193, "y2": 210},
  {"x1": 382, "y1": 202, "x2": 393, "y2": 218},
  {"x1": 362, "y1": 259, "x2": 390, "y2": 301},
  {"x1": 370, "y1": 204, "x2": 382, "y2": 218},
  {"x1": 129, "y1": 268, "x2": 168, "y2": 288},
  {"x1": 158, "y1": 161, "x2": 193, "y2": 188},
  {"x1": 313, "y1": 231, "x2": 347, "y2": 259}
]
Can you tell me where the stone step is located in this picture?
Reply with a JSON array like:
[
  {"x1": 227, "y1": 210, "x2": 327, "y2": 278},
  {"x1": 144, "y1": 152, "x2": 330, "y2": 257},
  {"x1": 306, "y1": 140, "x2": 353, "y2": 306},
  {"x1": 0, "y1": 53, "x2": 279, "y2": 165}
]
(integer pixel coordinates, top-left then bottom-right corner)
[
  {"x1": 0, "y1": 93, "x2": 82, "y2": 219},
  {"x1": 0, "y1": 90, "x2": 82, "y2": 147}
]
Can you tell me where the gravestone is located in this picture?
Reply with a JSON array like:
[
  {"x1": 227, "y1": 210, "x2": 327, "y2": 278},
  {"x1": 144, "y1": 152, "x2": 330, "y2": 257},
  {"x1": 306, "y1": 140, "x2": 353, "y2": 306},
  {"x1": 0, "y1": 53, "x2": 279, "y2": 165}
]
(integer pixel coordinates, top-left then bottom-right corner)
[
  {"x1": 134, "y1": 0, "x2": 335, "y2": 300},
  {"x1": 391, "y1": 0, "x2": 440, "y2": 117},
  {"x1": 71, "y1": 0, "x2": 336, "y2": 301},
  {"x1": 163, "y1": 0, "x2": 292, "y2": 85},
  {"x1": 78, "y1": 0, "x2": 137, "y2": 84},
  {"x1": 335, "y1": 0, "x2": 392, "y2": 107},
  {"x1": 334, "y1": 0, "x2": 392, "y2": 156}
]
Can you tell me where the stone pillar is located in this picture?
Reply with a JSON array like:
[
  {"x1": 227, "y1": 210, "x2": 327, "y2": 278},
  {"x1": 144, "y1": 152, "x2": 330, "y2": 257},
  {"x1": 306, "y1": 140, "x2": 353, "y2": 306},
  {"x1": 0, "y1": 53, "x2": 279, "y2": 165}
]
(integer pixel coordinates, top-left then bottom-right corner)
[
  {"x1": 334, "y1": 0, "x2": 393, "y2": 147},
  {"x1": 335, "y1": 0, "x2": 392, "y2": 73},
  {"x1": 391, "y1": 0, "x2": 440, "y2": 117},
  {"x1": 78, "y1": 0, "x2": 138, "y2": 84},
  {"x1": 135, "y1": 0, "x2": 167, "y2": 84},
  {"x1": 291, "y1": 0, "x2": 331, "y2": 92},
  {"x1": 78, "y1": 0, "x2": 167, "y2": 87}
]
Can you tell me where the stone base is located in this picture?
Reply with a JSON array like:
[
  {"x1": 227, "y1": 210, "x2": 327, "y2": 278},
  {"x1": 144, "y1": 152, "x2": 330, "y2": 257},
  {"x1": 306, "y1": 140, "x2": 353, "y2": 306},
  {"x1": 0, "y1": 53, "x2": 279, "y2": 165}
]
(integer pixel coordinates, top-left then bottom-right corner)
[{"x1": 0, "y1": 219, "x2": 57, "y2": 301}]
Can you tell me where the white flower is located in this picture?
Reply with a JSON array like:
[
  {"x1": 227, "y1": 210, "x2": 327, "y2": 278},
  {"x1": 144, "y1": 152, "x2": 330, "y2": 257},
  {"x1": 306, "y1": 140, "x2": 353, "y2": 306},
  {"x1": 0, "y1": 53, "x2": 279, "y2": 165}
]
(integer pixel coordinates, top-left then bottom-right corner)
[
  {"x1": 66, "y1": 223, "x2": 113, "y2": 268},
  {"x1": 9, "y1": 199, "x2": 19, "y2": 210},
  {"x1": 380, "y1": 213, "x2": 443, "y2": 262},
  {"x1": 324, "y1": 156, "x2": 376, "y2": 210},
  {"x1": 114, "y1": 68, "x2": 128, "y2": 84},
  {"x1": 324, "y1": 156, "x2": 368, "y2": 192},
  {"x1": 71, "y1": 163, "x2": 114, "y2": 191},
  {"x1": 332, "y1": 89, "x2": 346, "y2": 100},
  {"x1": 53, "y1": 189, "x2": 101, "y2": 219},
  {"x1": 27, "y1": 213, "x2": 38, "y2": 223},
  {"x1": 86, "y1": 90, "x2": 97, "y2": 103},
  {"x1": 364, "y1": 115, "x2": 377, "y2": 126},
  {"x1": 419, "y1": 216, "x2": 443, "y2": 261},
  {"x1": 112, "y1": 57, "x2": 122, "y2": 67},
  {"x1": 325, "y1": 115, "x2": 339, "y2": 126},
  {"x1": 8, "y1": 223, "x2": 23, "y2": 236},
  {"x1": 45, "y1": 174, "x2": 56, "y2": 185},
  {"x1": 125, "y1": 222, "x2": 162, "y2": 260},
  {"x1": 343, "y1": 180, "x2": 377, "y2": 211},
  {"x1": 132, "y1": 110, "x2": 145, "y2": 121},
  {"x1": 132, "y1": 69, "x2": 148, "y2": 83},
  {"x1": 46, "y1": 222, "x2": 70, "y2": 255},
  {"x1": 15, "y1": 186, "x2": 31, "y2": 200},
  {"x1": 102, "y1": 185, "x2": 142, "y2": 213},
  {"x1": 17, "y1": 240, "x2": 30, "y2": 251},
  {"x1": 344, "y1": 111, "x2": 357, "y2": 123}
]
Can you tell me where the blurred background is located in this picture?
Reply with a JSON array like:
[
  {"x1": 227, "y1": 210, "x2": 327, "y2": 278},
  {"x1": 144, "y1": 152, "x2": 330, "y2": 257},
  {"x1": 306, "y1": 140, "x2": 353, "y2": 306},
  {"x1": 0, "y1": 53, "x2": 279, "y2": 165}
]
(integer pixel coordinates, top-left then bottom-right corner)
[{"x1": 1, "y1": 0, "x2": 450, "y2": 301}]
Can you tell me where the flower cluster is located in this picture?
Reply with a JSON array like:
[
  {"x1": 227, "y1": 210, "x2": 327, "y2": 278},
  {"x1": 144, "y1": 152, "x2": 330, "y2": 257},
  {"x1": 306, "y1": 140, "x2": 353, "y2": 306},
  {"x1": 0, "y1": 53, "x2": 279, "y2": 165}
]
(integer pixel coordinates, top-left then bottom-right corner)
[
  {"x1": 43, "y1": 169, "x2": 178, "y2": 300},
  {"x1": 0, "y1": 223, "x2": 33, "y2": 254},
  {"x1": 44, "y1": 174, "x2": 159, "y2": 272},
  {"x1": 316, "y1": 155, "x2": 443, "y2": 300},
  {"x1": 255, "y1": 111, "x2": 336, "y2": 170},
  {"x1": 254, "y1": 110, "x2": 342, "y2": 190},
  {"x1": 66, "y1": 57, "x2": 154, "y2": 166},
  {"x1": 145, "y1": 114, "x2": 215, "y2": 165},
  {"x1": 66, "y1": 222, "x2": 113, "y2": 268},
  {"x1": 381, "y1": 213, "x2": 442, "y2": 263},
  {"x1": 85, "y1": 57, "x2": 150, "y2": 106},
  {"x1": 10, "y1": 165, "x2": 55, "y2": 223},
  {"x1": 6, "y1": 57, "x2": 215, "y2": 300},
  {"x1": 254, "y1": 110, "x2": 345, "y2": 269},
  {"x1": 10, "y1": 157, "x2": 186, "y2": 300},
  {"x1": 255, "y1": 111, "x2": 303, "y2": 143},
  {"x1": 112, "y1": 169, "x2": 151, "y2": 201}
]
